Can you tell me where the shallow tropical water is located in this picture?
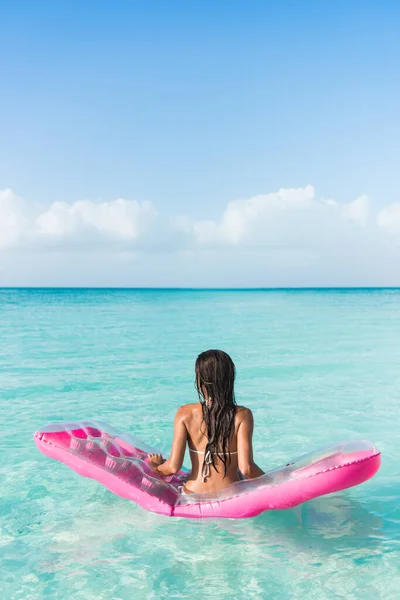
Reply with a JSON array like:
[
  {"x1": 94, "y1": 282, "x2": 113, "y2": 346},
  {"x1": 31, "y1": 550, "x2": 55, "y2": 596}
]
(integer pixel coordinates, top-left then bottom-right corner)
[{"x1": 1, "y1": 288, "x2": 399, "y2": 599}]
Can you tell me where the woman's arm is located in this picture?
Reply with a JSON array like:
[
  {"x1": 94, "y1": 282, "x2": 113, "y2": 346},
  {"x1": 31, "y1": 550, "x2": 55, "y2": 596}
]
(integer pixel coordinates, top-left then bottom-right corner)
[
  {"x1": 148, "y1": 406, "x2": 187, "y2": 476},
  {"x1": 237, "y1": 408, "x2": 264, "y2": 478}
]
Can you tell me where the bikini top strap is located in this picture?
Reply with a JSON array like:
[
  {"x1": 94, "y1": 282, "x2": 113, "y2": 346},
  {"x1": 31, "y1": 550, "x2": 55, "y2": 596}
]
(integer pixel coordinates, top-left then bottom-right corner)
[{"x1": 188, "y1": 446, "x2": 238, "y2": 455}]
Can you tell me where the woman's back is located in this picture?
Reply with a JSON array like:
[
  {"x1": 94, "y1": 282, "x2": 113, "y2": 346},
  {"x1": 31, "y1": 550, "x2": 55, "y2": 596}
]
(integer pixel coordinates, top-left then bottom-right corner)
[
  {"x1": 148, "y1": 350, "x2": 264, "y2": 492},
  {"x1": 183, "y1": 402, "x2": 243, "y2": 493}
]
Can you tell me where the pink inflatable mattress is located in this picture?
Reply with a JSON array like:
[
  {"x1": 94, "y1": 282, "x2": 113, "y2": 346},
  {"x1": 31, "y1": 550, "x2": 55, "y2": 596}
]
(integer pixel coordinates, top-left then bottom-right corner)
[{"x1": 34, "y1": 420, "x2": 381, "y2": 519}]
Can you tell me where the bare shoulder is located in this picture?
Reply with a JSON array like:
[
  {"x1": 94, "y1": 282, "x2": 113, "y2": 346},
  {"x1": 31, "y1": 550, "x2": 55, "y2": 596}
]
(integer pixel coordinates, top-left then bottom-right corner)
[
  {"x1": 235, "y1": 406, "x2": 253, "y2": 424},
  {"x1": 176, "y1": 402, "x2": 201, "y2": 420}
]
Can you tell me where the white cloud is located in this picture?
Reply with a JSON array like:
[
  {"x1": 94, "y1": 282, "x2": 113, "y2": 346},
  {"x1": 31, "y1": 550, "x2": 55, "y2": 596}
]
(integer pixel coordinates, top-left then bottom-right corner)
[
  {"x1": 188, "y1": 185, "x2": 317, "y2": 246},
  {"x1": 377, "y1": 203, "x2": 400, "y2": 234},
  {"x1": 175, "y1": 186, "x2": 373, "y2": 251},
  {"x1": 35, "y1": 198, "x2": 157, "y2": 245},
  {"x1": 0, "y1": 189, "x2": 32, "y2": 250},
  {"x1": 0, "y1": 185, "x2": 399, "y2": 286},
  {"x1": 0, "y1": 190, "x2": 157, "y2": 250},
  {"x1": 341, "y1": 195, "x2": 370, "y2": 226}
]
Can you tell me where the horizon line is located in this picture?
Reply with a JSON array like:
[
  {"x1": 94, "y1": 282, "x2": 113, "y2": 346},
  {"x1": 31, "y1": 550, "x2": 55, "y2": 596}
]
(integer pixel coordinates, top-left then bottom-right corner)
[{"x1": 1, "y1": 286, "x2": 400, "y2": 291}]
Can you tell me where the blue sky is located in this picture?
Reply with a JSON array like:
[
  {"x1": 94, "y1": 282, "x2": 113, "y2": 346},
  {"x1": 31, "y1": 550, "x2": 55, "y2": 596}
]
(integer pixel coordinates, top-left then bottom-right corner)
[{"x1": 1, "y1": 0, "x2": 400, "y2": 286}]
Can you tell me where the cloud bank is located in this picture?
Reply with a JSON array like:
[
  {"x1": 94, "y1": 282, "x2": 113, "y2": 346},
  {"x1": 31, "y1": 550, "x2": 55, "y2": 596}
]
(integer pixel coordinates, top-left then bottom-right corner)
[
  {"x1": 1, "y1": 186, "x2": 399, "y2": 286},
  {"x1": 0, "y1": 189, "x2": 157, "y2": 251}
]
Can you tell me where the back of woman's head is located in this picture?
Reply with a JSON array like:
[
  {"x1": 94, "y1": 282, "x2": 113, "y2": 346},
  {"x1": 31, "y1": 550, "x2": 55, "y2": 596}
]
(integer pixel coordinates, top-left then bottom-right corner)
[{"x1": 195, "y1": 349, "x2": 237, "y2": 476}]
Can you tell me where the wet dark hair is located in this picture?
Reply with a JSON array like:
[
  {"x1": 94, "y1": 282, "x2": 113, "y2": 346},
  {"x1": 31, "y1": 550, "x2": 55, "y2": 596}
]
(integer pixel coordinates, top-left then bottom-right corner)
[{"x1": 195, "y1": 349, "x2": 237, "y2": 477}]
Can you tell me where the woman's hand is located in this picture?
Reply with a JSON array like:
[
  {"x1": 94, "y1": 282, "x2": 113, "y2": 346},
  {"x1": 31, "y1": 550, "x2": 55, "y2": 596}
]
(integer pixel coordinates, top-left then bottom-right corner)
[{"x1": 148, "y1": 453, "x2": 165, "y2": 472}]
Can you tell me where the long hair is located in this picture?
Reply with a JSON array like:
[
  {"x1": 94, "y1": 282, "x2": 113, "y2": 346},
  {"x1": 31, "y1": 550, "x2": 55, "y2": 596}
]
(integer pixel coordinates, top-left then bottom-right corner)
[{"x1": 195, "y1": 349, "x2": 237, "y2": 477}]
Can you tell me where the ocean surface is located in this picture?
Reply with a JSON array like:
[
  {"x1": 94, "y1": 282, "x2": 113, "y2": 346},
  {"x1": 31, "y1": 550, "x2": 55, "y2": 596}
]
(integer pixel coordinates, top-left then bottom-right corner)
[{"x1": 1, "y1": 288, "x2": 399, "y2": 599}]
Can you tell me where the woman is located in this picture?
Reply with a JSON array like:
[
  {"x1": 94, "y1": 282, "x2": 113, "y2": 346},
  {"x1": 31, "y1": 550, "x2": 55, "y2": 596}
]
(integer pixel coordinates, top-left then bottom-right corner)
[{"x1": 148, "y1": 349, "x2": 264, "y2": 494}]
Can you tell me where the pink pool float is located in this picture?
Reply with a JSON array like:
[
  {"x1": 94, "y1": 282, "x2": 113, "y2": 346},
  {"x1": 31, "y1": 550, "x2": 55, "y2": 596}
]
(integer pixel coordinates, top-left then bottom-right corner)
[{"x1": 34, "y1": 420, "x2": 381, "y2": 519}]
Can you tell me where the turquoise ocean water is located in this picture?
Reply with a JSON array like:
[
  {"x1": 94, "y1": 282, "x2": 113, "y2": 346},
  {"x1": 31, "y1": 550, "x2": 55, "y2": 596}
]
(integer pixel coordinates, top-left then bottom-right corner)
[{"x1": 1, "y1": 288, "x2": 399, "y2": 599}]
